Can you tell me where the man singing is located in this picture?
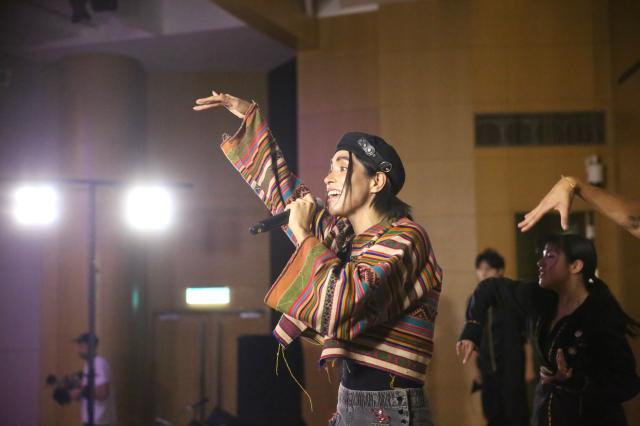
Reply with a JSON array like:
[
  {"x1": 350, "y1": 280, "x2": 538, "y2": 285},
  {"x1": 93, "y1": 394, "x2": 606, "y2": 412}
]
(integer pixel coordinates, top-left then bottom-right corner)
[{"x1": 194, "y1": 91, "x2": 442, "y2": 426}]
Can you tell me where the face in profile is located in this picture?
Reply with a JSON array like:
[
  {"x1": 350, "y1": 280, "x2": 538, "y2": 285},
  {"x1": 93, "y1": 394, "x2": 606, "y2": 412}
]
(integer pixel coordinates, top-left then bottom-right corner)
[
  {"x1": 324, "y1": 150, "x2": 375, "y2": 217},
  {"x1": 476, "y1": 260, "x2": 504, "y2": 282},
  {"x1": 537, "y1": 243, "x2": 571, "y2": 289}
]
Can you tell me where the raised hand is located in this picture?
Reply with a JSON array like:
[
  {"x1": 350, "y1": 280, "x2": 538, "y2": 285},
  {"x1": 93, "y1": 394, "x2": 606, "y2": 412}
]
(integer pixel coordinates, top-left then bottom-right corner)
[
  {"x1": 540, "y1": 348, "x2": 573, "y2": 384},
  {"x1": 518, "y1": 176, "x2": 577, "y2": 232},
  {"x1": 193, "y1": 90, "x2": 252, "y2": 119}
]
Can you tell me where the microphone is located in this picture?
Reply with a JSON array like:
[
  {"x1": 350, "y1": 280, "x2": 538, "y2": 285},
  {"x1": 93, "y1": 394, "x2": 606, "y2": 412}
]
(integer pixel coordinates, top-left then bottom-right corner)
[{"x1": 249, "y1": 197, "x2": 324, "y2": 235}]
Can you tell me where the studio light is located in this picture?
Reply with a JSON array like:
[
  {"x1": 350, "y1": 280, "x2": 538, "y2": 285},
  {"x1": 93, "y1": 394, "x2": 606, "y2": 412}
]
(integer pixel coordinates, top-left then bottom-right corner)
[
  {"x1": 124, "y1": 185, "x2": 174, "y2": 232},
  {"x1": 186, "y1": 287, "x2": 231, "y2": 306},
  {"x1": 12, "y1": 184, "x2": 60, "y2": 226},
  {"x1": 6, "y1": 176, "x2": 188, "y2": 426}
]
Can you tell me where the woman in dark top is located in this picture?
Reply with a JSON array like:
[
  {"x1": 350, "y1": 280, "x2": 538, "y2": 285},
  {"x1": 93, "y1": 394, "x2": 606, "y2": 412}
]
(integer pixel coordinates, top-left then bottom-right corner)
[{"x1": 457, "y1": 234, "x2": 640, "y2": 426}]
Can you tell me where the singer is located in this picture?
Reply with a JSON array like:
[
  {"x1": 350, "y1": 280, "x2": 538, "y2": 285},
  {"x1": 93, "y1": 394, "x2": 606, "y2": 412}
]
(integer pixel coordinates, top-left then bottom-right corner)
[{"x1": 194, "y1": 91, "x2": 442, "y2": 426}]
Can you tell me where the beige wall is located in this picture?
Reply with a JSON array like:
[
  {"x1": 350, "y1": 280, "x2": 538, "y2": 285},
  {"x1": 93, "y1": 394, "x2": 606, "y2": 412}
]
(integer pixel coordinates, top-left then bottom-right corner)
[
  {"x1": 471, "y1": 0, "x2": 617, "y2": 284},
  {"x1": 297, "y1": 1, "x2": 639, "y2": 425}
]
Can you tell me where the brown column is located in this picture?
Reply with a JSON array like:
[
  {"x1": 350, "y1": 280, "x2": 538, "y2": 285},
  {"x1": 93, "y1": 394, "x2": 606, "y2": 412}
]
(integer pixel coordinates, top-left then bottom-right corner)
[{"x1": 40, "y1": 53, "x2": 149, "y2": 426}]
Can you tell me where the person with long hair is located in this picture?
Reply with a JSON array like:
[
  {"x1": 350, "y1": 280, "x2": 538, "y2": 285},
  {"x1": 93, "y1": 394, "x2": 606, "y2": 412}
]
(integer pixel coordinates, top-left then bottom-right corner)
[
  {"x1": 457, "y1": 234, "x2": 640, "y2": 425},
  {"x1": 194, "y1": 91, "x2": 442, "y2": 426}
]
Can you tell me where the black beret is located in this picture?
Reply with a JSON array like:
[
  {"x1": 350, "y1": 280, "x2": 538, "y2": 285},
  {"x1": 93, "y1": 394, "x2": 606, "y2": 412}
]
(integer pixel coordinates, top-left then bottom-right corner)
[{"x1": 336, "y1": 132, "x2": 405, "y2": 194}]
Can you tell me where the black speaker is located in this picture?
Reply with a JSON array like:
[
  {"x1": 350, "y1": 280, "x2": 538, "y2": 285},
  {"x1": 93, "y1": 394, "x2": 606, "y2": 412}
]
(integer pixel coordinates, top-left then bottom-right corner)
[{"x1": 237, "y1": 335, "x2": 305, "y2": 426}]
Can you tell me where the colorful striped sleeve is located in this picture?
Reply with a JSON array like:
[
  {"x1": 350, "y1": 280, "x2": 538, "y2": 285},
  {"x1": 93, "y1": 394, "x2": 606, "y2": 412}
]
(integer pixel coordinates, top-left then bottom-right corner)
[
  {"x1": 264, "y1": 221, "x2": 443, "y2": 342},
  {"x1": 220, "y1": 103, "x2": 299, "y2": 233},
  {"x1": 220, "y1": 103, "x2": 334, "y2": 246},
  {"x1": 220, "y1": 103, "x2": 336, "y2": 345}
]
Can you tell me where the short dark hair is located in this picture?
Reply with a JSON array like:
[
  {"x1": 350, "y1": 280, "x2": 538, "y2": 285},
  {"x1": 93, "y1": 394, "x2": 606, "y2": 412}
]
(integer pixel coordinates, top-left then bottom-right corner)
[{"x1": 475, "y1": 248, "x2": 505, "y2": 270}]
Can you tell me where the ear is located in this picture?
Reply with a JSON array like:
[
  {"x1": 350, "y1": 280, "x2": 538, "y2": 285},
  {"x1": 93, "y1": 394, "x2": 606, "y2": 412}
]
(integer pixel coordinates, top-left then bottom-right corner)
[
  {"x1": 369, "y1": 171, "x2": 387, "y2": 194},
  {"x1": 569, "y1": 259, "x2": 584, "y2": 275}
]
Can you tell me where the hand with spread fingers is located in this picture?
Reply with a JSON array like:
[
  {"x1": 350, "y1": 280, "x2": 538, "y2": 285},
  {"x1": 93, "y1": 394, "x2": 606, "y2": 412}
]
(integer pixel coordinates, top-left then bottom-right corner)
[
  {"x1": 193, "y1": 90, "x2": 252, "y2": 119},
  {"x1": 518, "y1": 175, "x2": 640, "y2": 238},
  {"x1": 285, "y1": 194, "x2": 316, "y2": 244},
  {"x1": 456, "y1": 339, "x2": 478, "y2": 365},
  {"x1": 540, "y1": 348, "x2": 573, "y2": 385},
  {"x1": 518, "y1": 176, "x2": 577, "y2": 232}
]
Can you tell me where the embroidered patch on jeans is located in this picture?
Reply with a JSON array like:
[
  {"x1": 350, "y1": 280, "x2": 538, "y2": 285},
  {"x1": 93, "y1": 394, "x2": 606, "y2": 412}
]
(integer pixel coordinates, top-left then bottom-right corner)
[{"x1": 371, "y1": 408, "x2": 391, "y2": 424}]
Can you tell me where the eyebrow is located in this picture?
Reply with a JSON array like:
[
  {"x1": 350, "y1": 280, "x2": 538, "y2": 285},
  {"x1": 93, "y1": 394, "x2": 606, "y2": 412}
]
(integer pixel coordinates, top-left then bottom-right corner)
[{"x1": 332, "y1": 156, "x2": 350, "y2": 163}]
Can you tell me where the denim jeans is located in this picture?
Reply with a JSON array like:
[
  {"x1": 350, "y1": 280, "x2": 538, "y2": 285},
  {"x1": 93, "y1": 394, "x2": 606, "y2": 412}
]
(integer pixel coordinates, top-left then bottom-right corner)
[{"x1": 329, "y1": 383, "x2": 434, "y2": 426}]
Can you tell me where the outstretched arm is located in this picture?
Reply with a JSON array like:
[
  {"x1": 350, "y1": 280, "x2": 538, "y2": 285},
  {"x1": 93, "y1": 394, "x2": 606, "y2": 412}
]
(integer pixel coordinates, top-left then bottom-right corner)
[
  {"x1": 457, "y1": 278, "x2": 545, "y2": 364},
  {"x1": 193, "y1": 90, "x2": 336, "y2": 245},
  {"x1": 518, "y1": 176, "x2": 640, "y2": 238},
  {"x1": 193, "y1": 90, "x2": 342, "y2": 346}
]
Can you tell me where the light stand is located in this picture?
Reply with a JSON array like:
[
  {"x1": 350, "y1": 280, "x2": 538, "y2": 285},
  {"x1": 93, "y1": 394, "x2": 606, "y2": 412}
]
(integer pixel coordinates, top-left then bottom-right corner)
[{"x1": 9, "y1": 176, "x2": 191, "y2": 426}]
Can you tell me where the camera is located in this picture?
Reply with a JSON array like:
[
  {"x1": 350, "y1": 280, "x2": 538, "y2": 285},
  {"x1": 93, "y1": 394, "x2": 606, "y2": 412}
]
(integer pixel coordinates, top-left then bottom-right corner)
[{"x1": 45, "y1": 372, "x2": 83, "y2": 405}]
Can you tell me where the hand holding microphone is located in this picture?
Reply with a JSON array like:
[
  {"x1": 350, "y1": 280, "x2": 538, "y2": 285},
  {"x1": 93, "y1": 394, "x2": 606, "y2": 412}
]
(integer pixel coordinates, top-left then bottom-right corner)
[
  {"x1": 250, "y1": 195, "x2": 324, "y2": 241},
  {"x1": 286, "y1": 194, "x2": 318, "y2": 242}
]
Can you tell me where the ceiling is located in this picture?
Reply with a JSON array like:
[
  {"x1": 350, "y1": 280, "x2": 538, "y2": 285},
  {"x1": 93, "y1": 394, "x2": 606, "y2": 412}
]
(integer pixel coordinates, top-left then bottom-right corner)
[
  {"x1": 0, "y1": 0, "x2": 295, "y2": 72},
  {"x1": 0, "y1": 0, "x2": 409, "y2": 72}
]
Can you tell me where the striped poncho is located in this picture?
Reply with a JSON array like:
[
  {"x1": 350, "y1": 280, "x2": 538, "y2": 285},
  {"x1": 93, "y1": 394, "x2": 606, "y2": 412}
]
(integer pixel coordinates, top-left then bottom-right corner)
[{"x1": 220, "y1": 103, "x2": 443, "y2": 383}]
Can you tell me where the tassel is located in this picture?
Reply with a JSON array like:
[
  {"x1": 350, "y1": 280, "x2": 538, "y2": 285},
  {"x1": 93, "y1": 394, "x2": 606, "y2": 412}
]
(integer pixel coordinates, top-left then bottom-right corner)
[
  {"x1": 279, "y1": 344, "x2": 314, "y2": 412},
  {"x1": 275, "y1": 344, "x2": 282, "y2": 376}
]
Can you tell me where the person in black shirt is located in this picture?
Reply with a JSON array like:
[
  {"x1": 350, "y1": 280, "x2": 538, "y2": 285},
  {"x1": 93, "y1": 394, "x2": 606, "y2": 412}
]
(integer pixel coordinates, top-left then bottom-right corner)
[
  {"x1": 457, "y1": 234, "x2": 640, "y2": 426},
  {"x1": 470, "y1": 249, "x2": 530, "y2": 426}
]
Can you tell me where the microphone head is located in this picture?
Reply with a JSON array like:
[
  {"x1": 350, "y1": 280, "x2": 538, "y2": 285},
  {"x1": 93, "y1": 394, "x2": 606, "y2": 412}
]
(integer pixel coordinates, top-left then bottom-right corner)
[{"x1": 314, "y1": 197, "x2": 325, "y2": 209}]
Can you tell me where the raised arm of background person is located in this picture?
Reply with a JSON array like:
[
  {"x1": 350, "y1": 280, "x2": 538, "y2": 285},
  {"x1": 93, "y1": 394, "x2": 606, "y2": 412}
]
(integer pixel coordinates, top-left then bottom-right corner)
[{"x1": 518, "y1": 176, "x2": 640, "y2": 239}]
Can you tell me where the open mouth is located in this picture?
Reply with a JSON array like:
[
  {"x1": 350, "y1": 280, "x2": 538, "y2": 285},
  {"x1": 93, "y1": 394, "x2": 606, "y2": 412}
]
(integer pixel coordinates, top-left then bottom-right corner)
[
  {"x1": 538, "y1": 269, "x2": 546, "y2": 280},
  {"x1": 326, "y1": 189, "x2": 341, "y2": 204}
]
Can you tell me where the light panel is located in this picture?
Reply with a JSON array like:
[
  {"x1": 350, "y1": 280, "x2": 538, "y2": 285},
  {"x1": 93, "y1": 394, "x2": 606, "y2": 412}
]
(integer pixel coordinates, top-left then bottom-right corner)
[{"x1": 186, "y1": 287, "x2": 230, "y2": 306}]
